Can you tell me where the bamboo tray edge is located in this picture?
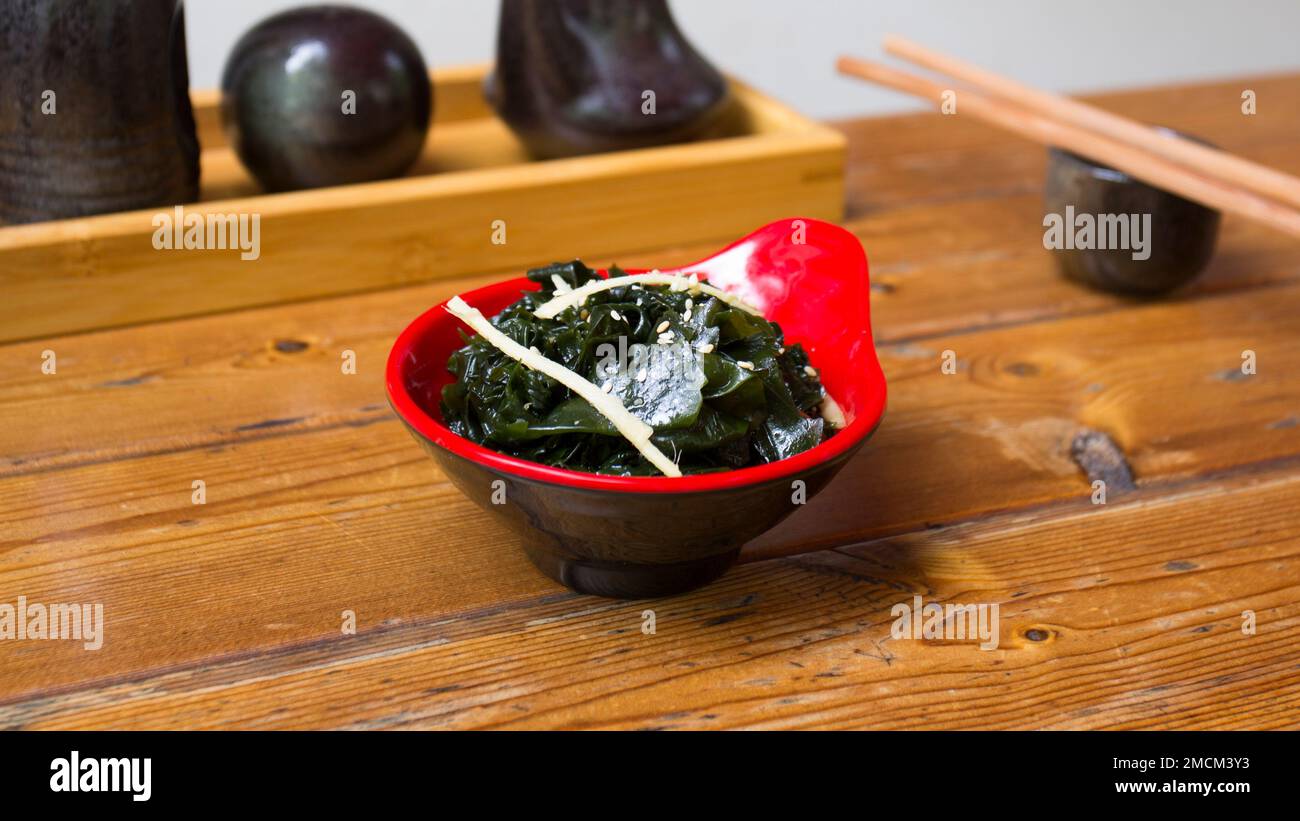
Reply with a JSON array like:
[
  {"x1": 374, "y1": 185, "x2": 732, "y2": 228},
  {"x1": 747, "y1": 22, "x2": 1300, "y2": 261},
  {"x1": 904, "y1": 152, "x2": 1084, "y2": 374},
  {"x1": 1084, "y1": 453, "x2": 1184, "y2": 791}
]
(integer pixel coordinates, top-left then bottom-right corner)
[{"x1": 0, "y1": 64, "x2": 845, "y2": 343}]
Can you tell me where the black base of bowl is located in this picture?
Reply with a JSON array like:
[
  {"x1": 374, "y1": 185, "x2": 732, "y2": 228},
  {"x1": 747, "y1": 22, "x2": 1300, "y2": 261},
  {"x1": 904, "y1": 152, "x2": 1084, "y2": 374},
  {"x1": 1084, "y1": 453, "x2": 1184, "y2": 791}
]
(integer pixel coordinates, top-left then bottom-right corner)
[
  {"x1": 401, "y1": 418, "x2": 869, "y2": 599},
  {"x1": 522, "y1": 543, "x2": 740, "y2": 599}
]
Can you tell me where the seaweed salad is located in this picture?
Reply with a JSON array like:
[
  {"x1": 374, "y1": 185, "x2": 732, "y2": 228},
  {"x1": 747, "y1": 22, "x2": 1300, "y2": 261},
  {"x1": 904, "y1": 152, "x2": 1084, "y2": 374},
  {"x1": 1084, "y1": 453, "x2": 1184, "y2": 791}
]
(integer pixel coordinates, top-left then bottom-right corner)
[{"x1": 440, "y1": 260, "x2": 841, "y2": 477}]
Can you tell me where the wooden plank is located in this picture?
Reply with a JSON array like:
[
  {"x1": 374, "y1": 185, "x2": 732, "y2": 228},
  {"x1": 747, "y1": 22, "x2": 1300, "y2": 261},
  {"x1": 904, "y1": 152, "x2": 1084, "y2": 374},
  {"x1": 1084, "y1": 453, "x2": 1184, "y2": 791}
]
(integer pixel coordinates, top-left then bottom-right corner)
[
  {"x1": 5, "y1": 238, "x2": 1299, "y2": 479},
  {"x1": 5, "y1": 72, "x2": 1296, "y2": 345},
  {"x1": 5, "y1": 464, "x2": 1296, "y2": 729},
  {"x1": 0, "y1": 127, "x2": 842, "y2": 344},
  {"x1": 0, "y1": 270, "x2": 502, "y2": 476},
  {"x1": 4, "y1": 152, "x2": 1300, "y2": 476},
  {"x1": 0, "y1": 74, "x2": 844, "y2": 344},
  {"x1": 3, "y1": 279, "x2": 1299, "y2": 700},
  {"x1": 856, "y1": 192, "x2": 1300, "y2": 343},
  {"x1": 836, "y1": 71, "x2": 1300, "y2": 212},
  {"x1": 834, "y1": 71, "x2": 1300, "y2": 162},
  {"x1": 751, "y1": 278, "x2": 1300, "y2": 556},
  {"x1": 5, "y1": 74, "x2": 1300, "y2": 729},
  {"x1": 846, "y1": 129, "x2": 1300, "y2": 219},
  {"x1": 0, "y1": 420, "x2": 552, "y2": 700}
]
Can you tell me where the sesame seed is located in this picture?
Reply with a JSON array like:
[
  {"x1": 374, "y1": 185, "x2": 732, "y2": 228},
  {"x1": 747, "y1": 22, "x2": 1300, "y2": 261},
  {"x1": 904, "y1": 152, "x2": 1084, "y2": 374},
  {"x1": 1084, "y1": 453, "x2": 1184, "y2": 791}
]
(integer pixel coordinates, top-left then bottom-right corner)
[
  {"x1": 738, "y1": 360, "x2": 755, "y2": 370},
  {"x1": 778, "y1": 346, "x2": 786, "y2": 354},
  {"x1": 658, "y1": 331, "x2": 675, "y2": 345},
  {"x1": 655, "y1": 320, "x2": 670, "y2": 333},
  {"x1": 682, "y1": 307, "x2": 692, "y2": 321},
  {"x1": 697, "y1": 343, "x2": 714, "y2": 354},
  {"x1": 610, "y1": 310, "x2": 622, "y2": 321},
  {"x1": 601, "y1": 382, "x2": 612, "y2": 393},
  {"x1": 804, "y1": 365, "x2": 818, "y2": 378},
  {"x1": 580, "y1": 308, "x2": 589, "y2": 320},
  {"x1": 685, "y1": 298, "x2": 694, "y2": 311}
]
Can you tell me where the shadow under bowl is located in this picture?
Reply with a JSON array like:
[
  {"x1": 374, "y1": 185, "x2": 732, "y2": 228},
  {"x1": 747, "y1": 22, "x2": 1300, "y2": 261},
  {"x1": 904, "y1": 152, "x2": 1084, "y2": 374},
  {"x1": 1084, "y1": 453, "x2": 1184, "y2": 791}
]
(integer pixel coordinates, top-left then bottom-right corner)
[
  {"x1": 386, "y1": 218, "x2": 886, "y2": 599},
  {"x1": 1044, "y1": 129, "x2": 1221, "y2": 296}
]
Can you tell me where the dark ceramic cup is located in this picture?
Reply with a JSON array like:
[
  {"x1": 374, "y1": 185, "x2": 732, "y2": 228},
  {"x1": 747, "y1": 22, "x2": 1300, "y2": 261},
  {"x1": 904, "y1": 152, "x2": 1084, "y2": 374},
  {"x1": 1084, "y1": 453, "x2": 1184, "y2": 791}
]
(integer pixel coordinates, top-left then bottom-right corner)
[
  {"x1": 387, "y1": 219, "x2": 887, "y2": 599},
  {"x1": 1043, "y1": 130, "x2": 1221, "y2": 295},
  {"x1": 0, "y1": 0, "x2": 199, "y2": 224}
]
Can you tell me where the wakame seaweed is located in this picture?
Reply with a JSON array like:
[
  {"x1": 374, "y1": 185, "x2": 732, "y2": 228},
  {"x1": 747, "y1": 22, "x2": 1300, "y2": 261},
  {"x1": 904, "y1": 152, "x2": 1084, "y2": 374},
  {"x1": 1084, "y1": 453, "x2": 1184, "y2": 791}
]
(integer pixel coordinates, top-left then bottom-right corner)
[{"x1": 441, "y1": 261, "x2": 835, "y2": 476}]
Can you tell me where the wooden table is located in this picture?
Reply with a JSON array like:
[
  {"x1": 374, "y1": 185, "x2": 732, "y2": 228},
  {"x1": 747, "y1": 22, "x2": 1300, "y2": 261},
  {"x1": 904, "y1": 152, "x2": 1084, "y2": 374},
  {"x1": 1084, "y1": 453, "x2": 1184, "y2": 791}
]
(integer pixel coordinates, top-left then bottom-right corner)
[{"x1": 3, "y1": 74, "x2": 1298, "y2": 730}]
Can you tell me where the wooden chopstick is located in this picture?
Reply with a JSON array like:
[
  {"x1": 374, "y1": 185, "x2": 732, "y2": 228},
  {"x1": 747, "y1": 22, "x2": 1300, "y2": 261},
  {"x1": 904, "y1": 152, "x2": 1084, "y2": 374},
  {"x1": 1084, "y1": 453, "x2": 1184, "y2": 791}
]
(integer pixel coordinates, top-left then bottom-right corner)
[
  {"x1": 835, "y1": 56, "x2": 1300, "y2": 239},
  {"x1": 883, "y1": 35, "x2": 1300, "y2": 212}
]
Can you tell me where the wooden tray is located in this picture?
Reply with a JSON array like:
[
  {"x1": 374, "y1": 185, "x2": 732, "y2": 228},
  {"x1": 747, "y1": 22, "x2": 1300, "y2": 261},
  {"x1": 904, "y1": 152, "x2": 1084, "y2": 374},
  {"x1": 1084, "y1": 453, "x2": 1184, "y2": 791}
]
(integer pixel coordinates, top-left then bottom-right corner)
[{"x1": 0, "y1": 64, "x2": 844, "y2": 344}]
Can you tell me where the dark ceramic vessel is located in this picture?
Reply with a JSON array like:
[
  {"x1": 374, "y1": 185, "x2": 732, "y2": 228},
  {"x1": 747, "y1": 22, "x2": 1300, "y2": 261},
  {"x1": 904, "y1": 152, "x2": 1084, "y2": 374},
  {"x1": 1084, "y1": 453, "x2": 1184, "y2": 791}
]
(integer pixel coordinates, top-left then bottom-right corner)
[
  {"x1": 0, "y1": 0, "x2": 199, "y2": 224},
  {"x1": 387, "y1": 219, "x2": 887, "y2": 599},
  {"x1": 221, "y1": 5, "x2": 432, "y2": 192},
  {"x1": 1044, "y1": 132, "x2": 1221, "y2": 295},
  {"x1": 486, "y1": 0, "x2": 732, "y2": 158}
]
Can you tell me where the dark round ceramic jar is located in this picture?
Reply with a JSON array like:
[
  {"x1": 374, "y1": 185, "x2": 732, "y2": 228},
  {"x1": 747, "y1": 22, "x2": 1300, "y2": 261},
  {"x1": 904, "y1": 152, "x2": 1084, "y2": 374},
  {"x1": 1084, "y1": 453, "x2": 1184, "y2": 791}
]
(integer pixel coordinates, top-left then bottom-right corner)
[
  {"x1": 486, "y1": 0, "x2": 732, "y2": 158},
  {"x1": 1043, "y1": 133, "x2": 1221, "y2": 295},
  {"x1": 0, "y1": 0, "x2": 199, "y2": 224},
  {"x1": 220, "y1": 5, "x2": 432, "y2": 192}
]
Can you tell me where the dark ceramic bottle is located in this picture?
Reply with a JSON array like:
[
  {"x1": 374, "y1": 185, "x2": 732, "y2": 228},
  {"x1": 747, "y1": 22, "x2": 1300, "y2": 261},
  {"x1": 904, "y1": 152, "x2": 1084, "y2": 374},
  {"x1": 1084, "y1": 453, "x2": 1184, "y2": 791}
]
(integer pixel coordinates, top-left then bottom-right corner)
[
  {"x1": 486, "y1": 0, "x2": 731, "y2": 158},
  {"x1": 0, "y1": 0, "x2": 199, "y2": 224}
]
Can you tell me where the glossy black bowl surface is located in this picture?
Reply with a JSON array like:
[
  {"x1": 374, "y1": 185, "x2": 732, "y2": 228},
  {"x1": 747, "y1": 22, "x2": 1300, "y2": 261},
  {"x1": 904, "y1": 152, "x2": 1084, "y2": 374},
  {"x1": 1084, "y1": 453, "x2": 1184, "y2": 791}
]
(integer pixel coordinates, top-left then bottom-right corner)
[
  {"x1": 1044, "y1": 131, "x2": 1221, "y2": 295},
  {"x1": 404, "y1": 419, "x2": 868, "y2": 598}
]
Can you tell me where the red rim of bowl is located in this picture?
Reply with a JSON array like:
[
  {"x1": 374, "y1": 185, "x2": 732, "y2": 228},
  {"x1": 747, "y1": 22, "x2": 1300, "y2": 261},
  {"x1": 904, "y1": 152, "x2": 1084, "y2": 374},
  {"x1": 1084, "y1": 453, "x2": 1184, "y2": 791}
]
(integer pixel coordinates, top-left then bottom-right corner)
[{"x1": 386, "y1": 275, "x2": 885, "y2": 495}]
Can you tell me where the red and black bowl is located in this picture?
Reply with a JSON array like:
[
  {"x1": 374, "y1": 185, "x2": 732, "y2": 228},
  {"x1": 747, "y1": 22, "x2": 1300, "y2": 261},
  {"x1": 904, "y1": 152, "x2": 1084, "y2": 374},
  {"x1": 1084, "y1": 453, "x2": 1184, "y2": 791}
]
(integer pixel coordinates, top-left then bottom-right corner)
[{"x1": 386, "y1": 219, "x2": 886, "y2": 598}]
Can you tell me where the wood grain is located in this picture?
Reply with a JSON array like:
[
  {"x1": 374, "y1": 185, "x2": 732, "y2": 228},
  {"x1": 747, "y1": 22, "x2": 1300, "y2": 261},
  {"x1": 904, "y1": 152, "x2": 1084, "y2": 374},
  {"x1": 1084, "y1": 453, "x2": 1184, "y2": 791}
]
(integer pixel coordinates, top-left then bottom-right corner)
[
  {"x1": 5, "y1": 175, "x2": 1300, "y2": 477},
  {"x1": 0, "y1": 420, "x2": 553, "y2": 700},
  {"x1": 2, "y1": 73, "x2": 1298, "y2": 730},
  {"x1": 6, "y1": 464, "x2": 1296, "y2": 729},
  {"x1": 837, "y1": 71, "x2": 1300, "y2": 212},
  {"x1": 0, "y1": 72, "x2": 843, "y2": 343},
  {"x1": 2, "y1": 277, "x2": 1298, "y2": 702},
  {"x1": 5, "y1": 71, "x2": 1296, "y2": 344}
]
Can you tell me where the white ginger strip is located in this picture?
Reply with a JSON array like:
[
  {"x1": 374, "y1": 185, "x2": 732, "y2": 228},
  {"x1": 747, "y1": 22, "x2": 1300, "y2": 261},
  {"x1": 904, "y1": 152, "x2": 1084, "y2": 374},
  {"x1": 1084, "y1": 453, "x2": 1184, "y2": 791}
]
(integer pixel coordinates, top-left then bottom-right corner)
[
  {"x1": 444, "y1": 296, "x2": 682, "y2": 477},
  {"x1": 533, "y1": 272, "x2": 762, "y2": 320},
  {"x1": 820, "y1": 392, "x2": 847, "y2": 429}
]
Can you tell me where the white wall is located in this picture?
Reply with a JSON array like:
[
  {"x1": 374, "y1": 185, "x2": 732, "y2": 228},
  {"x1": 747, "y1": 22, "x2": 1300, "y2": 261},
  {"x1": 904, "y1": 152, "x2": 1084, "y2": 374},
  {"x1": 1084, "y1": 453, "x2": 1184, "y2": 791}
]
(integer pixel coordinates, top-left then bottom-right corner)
[{"x1": 186, "y1": 0, "x2": 1300, "y2": 120}]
